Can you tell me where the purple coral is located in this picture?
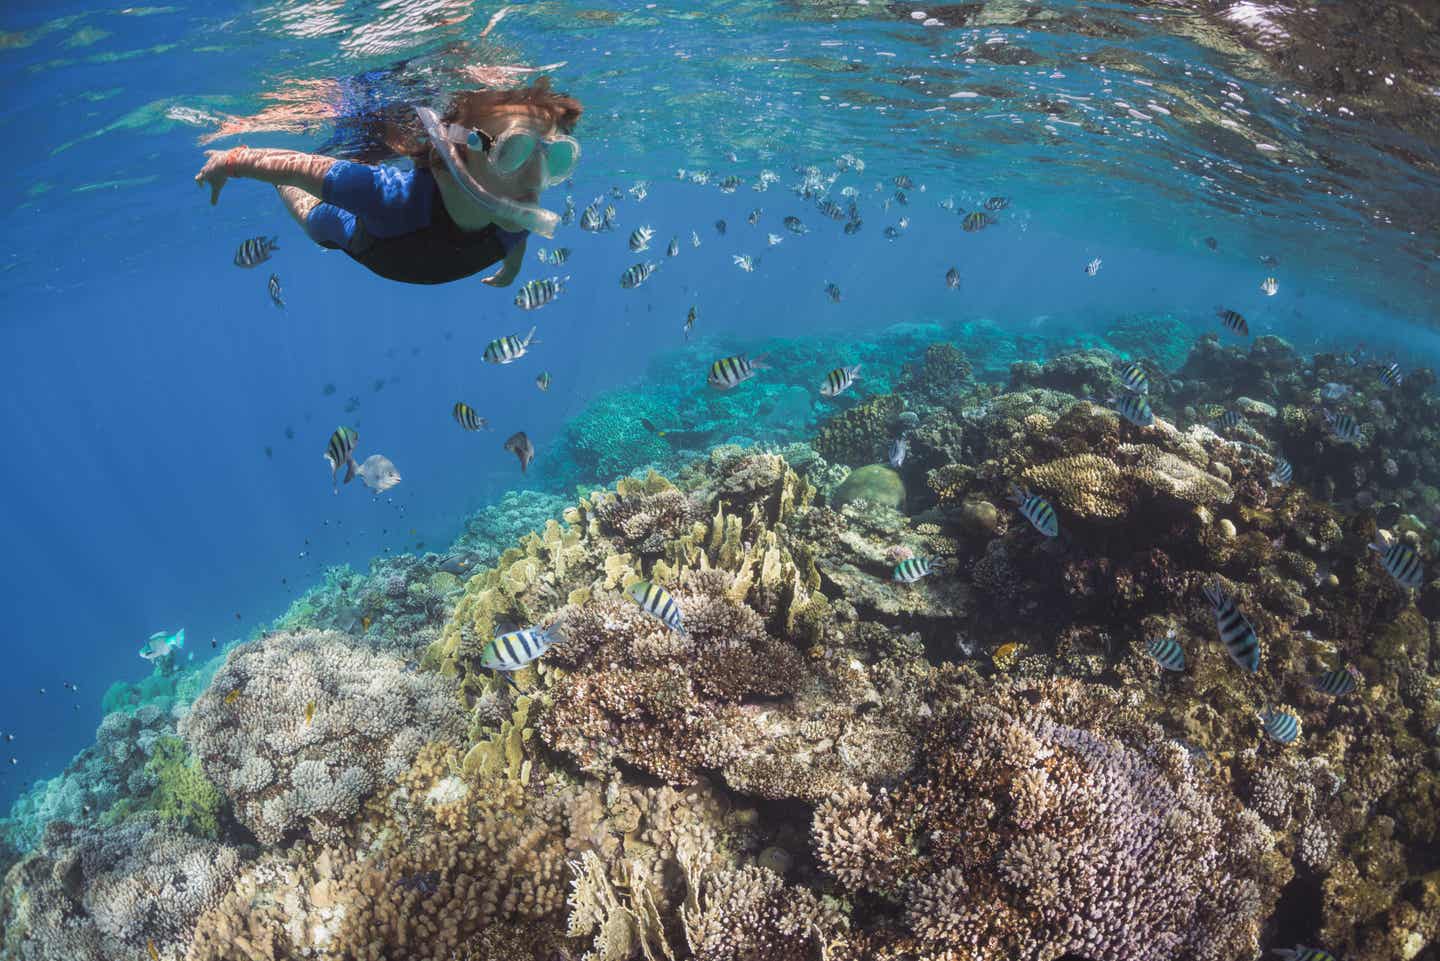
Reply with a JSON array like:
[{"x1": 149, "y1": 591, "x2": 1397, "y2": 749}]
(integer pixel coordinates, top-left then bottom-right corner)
[{"x1": 813, "y1": 679, "x2": 1282, "y2": 961}]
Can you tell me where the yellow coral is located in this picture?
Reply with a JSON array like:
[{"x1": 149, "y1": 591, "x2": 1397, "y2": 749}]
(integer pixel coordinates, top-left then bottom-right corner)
[{"x1": 1022, "y1": 453, "x2": 1128, "y2": 521}]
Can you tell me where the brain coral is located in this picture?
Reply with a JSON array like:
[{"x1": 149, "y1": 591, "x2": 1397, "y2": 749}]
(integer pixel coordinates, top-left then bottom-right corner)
[
  {"x1": 179, "y1": 629, "x2": 466, "y2": 845},
  {"x1": 812, "y1": 678, "x2": 1285, "y2": 961}
]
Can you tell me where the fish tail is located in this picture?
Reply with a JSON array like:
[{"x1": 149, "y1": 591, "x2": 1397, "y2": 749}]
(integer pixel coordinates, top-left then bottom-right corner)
[
  {"x1": 525, "y1": 325, "x2": 539, "y2": 346},
  {"x1": 269, "y1": 236, "x2": 279, "y2": 249},
  {"x1": 344, "y1": 459, "x2": 356, "y2": 484}
]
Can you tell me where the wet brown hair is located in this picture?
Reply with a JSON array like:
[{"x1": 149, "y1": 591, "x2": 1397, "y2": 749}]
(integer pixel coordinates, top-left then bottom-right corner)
[{"x1": 349, "y1": 76, "x2": 583, "y2": 167}]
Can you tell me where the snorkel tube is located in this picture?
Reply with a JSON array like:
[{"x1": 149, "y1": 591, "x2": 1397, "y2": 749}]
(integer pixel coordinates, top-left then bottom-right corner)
[{"x1": 416, "y1": 106, "x2": 561, "y2": 239}]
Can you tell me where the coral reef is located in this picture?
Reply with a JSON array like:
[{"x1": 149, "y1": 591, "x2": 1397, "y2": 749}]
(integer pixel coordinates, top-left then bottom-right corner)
[{"x1": 6, "y1": 330, "x2": 1440, "y2": 961}]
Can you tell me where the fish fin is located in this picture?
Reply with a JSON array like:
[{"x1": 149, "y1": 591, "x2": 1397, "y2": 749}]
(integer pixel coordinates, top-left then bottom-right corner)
[
  {"x1": 344, "y1": 459, "x2": 356, "y2": 484},
  {"x1": 750, "y1": 353, "x2": 771, "y2": 369}
]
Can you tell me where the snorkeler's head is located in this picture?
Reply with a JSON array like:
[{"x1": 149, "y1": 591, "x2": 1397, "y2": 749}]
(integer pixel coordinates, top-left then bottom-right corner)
[
  {"x1": 437, "y1": 77, "x2": 583, "y2": 203},
  {"x1": 415, "y1": 76, "x2": 582, "y2": 235}
]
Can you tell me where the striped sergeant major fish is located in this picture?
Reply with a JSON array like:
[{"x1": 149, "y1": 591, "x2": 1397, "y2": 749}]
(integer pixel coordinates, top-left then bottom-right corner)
[
  {"x1": 1322, "y1": 409, "x2": 1363, "y2": 444},
  {"x1": 824, "y1": 282, "x2": 842, "y2": 303},
  {"x1": 945, "y1": 267, "x2": 961, "y2": 290},
  {"x1": 603, "y1": 204, "x2": 618, "y2": 230},
  {"x1": 1119, "y1": 362, "x2": 1149, "y2": 395},
  {"x1": 1202, "y1": 581, "x2": 1260, "y2": 672},
  {"x1": 747, "y1": 207, "x2": 763, "y2": 225},
  {"x1": 843, "y1": 218, "x2": 862, "y2": 235},
  {"x1": 560, "y1": 195, "x2": 575, "y2": 226},
  {"x1": 983, "y1": 196, "x2": 1009, "y2": 211},
  {"x1": 893, "y1": 556, "x2": 944, "y2": 583},
  {"x1": 515, "y1": 275, "x2": 567, "y2": 310},
  {"x1": 630, "y1": 580, "x2": 685, "y2": 633},
  {"x1": 267, "y1": 273, "x2": 285, "y2": 309},
  {"x1": 820, "y1": 365, "x2": 862, "y2": 398},
  {"x1": 1146, "y1": 632, "x2": 1185, "y2": 671},
  {"x1": 452, "y1": 401, "x2": 489, "y2": 431},
  {"x1": 580, "y1": 202, "x2": 605, "y2": 232},
  {"x1": 684, "y1": 305, "x2": 696, "y2": 341},
  {"x1": 233, "y1": 235, "x2": 278, "y2": 268},
  {"x1": 1379, "y1": 361, "x2": 1403, "y2": 387},
  {"x1": 620, "y1": 261, "x2": 659, "y2": 289},
  {"x1": 1269, "y1": 457, "x2": 1293, "y2": 486},
  {"x1": 1272, "y1": 946, "x2": 1338, "y2": 961},
  {"x1": 534, "y1": 247, "x2": 570, "y2": 266},
  {"x1": 324, "y1": 426, "x2": 359, "y2": 492},
  {"x1": 536, "y1": 371, "x2": 552, "y2": 392},
  {"x1": 893, "y1": 174, "x2": 914, "y2": 189},
  {"x1": 1259, "y1": 708, "x2": 1300, "y2": 745},
  {"x1": 734, "y1": 254, "x2": 756, "y2": 272},
  {"x1": 628, "y1": 225, "x2": 654, "y2": 252},
  {"x1": 707, "y1": 353, "x2": 769, "y2": 390},
  {"x1": 1107, "y1": 393, "x2": 1153, "y2": 427},
  {"x1": 962, "y1": 211, "x2": 994, "y2": 232},
  {"x1": 1084, "y1": 257, "x2": 1102, "y2": 277},
  {"x1": 1209, "y1": 409, "x2": 1245, "y2": 431},
  {"x1": 1260, "y1": 276, "x2": 1278, "y2": 296},
  {"x1": 484, "y1": 327, "x2": 539, "y2": 364},
  {"x1": 1312, "y1": 666, "x2": 1358, "y2": 697},
  {"x1": 715, "y1": 219, "x2": 727, "y2": 236},
  {"x1": 1011, "y1": 485, "x2": 1059, "y2": 538},
  {"x1": 817, "y1": 198, "x2": 846, "y2": 220},
  {"x1": 783, "y1": 215, "x2": 807, "y2": 235},
  {"x1": 690, "y1": 229, "x2": 702, "y2": 248},
  {"x1": 1371, "y1": 535, "x2": 1425, "y2": 589},
  {"x1": 1216, "y1": 308, "x2": 1250, "y2": 336},
  {"x1": 667, "y1": 236, "x2": 680, "y2": 257},
  {"x1": 481, "y1": 626, "x2": 560, "y2": 672}
]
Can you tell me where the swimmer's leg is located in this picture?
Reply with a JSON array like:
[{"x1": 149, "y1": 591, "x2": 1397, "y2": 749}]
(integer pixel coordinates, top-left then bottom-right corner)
[{"x1": 277, "y1": 185, "x2": 358, "y2": 252}]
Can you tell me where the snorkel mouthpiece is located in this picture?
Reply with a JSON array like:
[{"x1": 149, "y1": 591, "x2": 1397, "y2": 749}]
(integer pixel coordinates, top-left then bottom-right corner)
[{"x1": 416, "y1": 106, "x2": 560, "y2": 239}]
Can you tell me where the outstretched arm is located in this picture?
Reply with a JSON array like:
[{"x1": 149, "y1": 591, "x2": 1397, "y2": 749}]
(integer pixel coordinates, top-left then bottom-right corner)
[
  {"x1": 195, "y1": 147, "x2": 338, "y2": 205},
  {"x1": 482, "y1": 235, "x2": 527, "y2": 287}
]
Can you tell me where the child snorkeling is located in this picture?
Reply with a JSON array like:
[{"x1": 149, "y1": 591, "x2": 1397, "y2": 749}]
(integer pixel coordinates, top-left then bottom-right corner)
[{"x1": 194, "y1": 77, "x2": 582, "y2": 287}]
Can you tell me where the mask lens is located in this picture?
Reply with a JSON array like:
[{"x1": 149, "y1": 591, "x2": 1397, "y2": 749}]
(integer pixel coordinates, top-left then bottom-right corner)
[
  {"x1": 493, "y1": 133, "x2": 537, "y2": 174},
  {"x1": 544, "y1": 140, "x2": 578, "y2": 181}
]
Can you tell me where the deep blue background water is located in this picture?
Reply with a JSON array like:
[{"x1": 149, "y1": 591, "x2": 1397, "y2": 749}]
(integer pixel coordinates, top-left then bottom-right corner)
[{"x1": 2, "y1": 0, "x2": 1438, "y2": 809}]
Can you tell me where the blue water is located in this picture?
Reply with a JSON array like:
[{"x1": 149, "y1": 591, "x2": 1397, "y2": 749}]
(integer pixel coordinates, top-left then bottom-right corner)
[{"x1": 1, "y1": 0, "x2": 1438, "y2": 812}]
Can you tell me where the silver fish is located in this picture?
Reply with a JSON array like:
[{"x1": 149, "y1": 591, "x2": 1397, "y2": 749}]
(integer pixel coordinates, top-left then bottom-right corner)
[
  {"x1": 356, "y1": 454, "x2": 401, "y2": 493},
  {"x1": 889, "y1": 437, "x2": 908, "y2": 468}
]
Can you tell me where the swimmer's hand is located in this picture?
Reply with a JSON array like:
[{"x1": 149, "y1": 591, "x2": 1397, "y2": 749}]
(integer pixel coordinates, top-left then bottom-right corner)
[{"x1": 195, "y1": 147, "x2": 245, "y2": 205}]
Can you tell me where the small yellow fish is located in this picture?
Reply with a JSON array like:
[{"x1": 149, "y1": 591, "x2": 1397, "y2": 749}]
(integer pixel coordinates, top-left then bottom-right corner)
[
  {"x1": 223, "y1": 689, "x2": 240, "y2": 706},
  {"x1": 992, "y1": 642, "x2": 1022, "y2": 671},
  {"x1": 148, "y1": 940, "x2": 159, "y2": 961},
  {"x1": 361, "y1": 615, "x2": 372, "y2": 631},
  {"x1": 304, "y1": 700, "x2": 316, "y2": 726}
]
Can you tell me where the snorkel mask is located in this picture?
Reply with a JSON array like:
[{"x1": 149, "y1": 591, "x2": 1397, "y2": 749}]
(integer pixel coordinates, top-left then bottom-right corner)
[{"x1": 415, "y1": 106, "x2": 566, "y2": 239}]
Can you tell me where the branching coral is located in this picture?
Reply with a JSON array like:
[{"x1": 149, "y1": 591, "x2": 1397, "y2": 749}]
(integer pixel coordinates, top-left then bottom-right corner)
[
  {"x1": 813, "y1": 678, "x2": 1287, "y2": 961},
  {"x1": 179, "y1": 629, "x2": 465, "y2": 845},
  {"x1": 0, "y1": 814, "x2": 247, "y2": 961}
]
